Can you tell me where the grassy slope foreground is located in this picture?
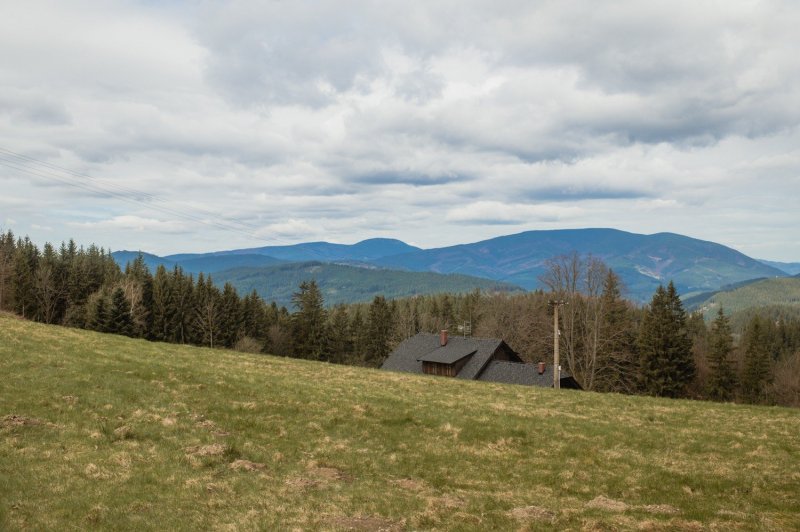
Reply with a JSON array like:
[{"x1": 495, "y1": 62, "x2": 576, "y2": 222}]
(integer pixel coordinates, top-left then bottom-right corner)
[{"x1": 1, "y1": 314, "x2": 799, "y2": 530}]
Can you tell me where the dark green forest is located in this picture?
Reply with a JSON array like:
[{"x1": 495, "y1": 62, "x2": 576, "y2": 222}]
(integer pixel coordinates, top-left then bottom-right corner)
[{"x1": 1, "y1": 231, "x2": 798, "y2": 407}]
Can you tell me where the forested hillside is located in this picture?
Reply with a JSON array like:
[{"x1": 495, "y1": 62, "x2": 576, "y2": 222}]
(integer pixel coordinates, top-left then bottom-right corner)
[
  {"x1": 212, "y1": 261, "x2": 521, "y2": 307},
  {"x1": 2, "y1": 231, "x2": 799, "y2": 407}
]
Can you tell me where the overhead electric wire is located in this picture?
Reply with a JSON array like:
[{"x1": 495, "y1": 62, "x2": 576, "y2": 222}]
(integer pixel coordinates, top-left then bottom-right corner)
[{"x1": 0, "y1": 146, "x2": 292, "y2": 246}]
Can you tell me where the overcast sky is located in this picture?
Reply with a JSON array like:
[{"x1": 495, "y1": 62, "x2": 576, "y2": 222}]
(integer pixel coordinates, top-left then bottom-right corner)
[{"x1": 1, "y1": 1, "x2": 798, "y2": 260}]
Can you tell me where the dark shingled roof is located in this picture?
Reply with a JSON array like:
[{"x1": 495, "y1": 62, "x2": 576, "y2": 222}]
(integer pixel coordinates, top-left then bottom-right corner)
[
  {"x1": 381, "y1": 333, "x2": 512, "y2": 380},
  {"x1": 381, "y1": 332, "x2": 582, "y2": 389},
  {"x1": 477, "y1": 360, "x2": 554, "y2": 386},
  {"x1": 417, "y1": 344, "x2": 476, "y2": 364},
  {"x1": 477, "y1": 360, "x2": 581, "y2": 389}
]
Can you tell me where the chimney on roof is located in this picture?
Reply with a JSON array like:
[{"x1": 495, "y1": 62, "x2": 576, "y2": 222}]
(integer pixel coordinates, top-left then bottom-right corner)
[
  {"x1": 538, "y1": 361, "x2": 546, "y2": 375},
  {"x1": 440, "y1": 330, "x2": 448, "y2": 347}
]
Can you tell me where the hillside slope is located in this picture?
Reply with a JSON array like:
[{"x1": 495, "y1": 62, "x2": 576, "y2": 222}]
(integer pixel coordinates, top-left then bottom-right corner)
[
  {"x1": 212, "y1": 261, "x2": 521, "y2": 307},
  {"x1": 375, "y1": 228, "x2": 785, "y2": 300},
  {"x1": 759, "y1": 259, "x2": 800, "y2": 276},
  {"x1": 1, "y1": 315, "x2": 799, "y2": 530},
  {"x1": 691, "y1": 277, "x2": 800, "y2": 322}
]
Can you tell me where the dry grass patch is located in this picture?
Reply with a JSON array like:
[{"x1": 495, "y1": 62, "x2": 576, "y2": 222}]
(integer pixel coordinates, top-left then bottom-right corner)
[
  {"x1": 229, "y1": 459, "x2": 266, "y2": 472},
  {"x1": 326, "y1": 515, "x2": 403, "y2": 531}
]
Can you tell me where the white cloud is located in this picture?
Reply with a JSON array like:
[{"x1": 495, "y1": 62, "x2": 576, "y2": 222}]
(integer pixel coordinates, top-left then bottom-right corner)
[{"x1": 0, "y1": 0, "x2": 798, "y2": 260}]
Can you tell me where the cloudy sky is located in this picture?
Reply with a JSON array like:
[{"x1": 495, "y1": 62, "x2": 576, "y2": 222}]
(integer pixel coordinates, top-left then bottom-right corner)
[{"x1": 1, "y1": 0, "x2": 798, "y2": 260}]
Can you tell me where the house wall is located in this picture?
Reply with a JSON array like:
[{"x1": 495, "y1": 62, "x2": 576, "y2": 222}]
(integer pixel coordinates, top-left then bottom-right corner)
[{"x1": 422, "y1": 361, "x2": 457, "y2": 377}]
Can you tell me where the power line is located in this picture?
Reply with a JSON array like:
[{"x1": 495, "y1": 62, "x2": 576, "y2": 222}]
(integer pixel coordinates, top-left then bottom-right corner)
[{"x1": 0, "y1": 146, "x2": 293, "y2": 246}]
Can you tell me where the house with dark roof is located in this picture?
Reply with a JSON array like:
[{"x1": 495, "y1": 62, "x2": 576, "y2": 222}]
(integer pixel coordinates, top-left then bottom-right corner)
[{"x1": 381, "y1": 330, "x2": 581, "y2": 389}]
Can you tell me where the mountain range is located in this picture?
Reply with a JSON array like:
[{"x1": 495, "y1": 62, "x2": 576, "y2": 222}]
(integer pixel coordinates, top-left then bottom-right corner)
[{"x1": 113, "y1": 228, "x2": 792, "y2": 304}]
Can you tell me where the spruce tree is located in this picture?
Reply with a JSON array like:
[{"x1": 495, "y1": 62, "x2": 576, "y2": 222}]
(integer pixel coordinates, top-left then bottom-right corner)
[
  {"x1": 364, "y1": 295, "x2": 394, "y2": 367},
  {"x1": 90, "y1": 293, "x2": 110, "y2": 333},
  {"x1": 706, "y1": 307, "x2": 737, "y2": 401},
  {"x1": 637, "y1": 281, "x2": 695, "y2": 397},
  {"x1": 291, "y1": 280, "x2": 329, "y2": 360},
  {"x1": 596, "y1": 269, "x2": 638, "y2": 393},
  {"x1": 107, "y1": 287, "x2": 134, "y2": 337},
  {"x1": 328, "y1": 304, "x2": 353, "y2": 364},
  {"x1": 741, "y1": 315, "x2": 770, "y2": 404}
]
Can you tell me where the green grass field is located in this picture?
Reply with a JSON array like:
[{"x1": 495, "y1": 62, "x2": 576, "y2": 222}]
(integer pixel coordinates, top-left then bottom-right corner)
[{"x1": 1, "y1": 313, "x2": 799, "y2": 530}]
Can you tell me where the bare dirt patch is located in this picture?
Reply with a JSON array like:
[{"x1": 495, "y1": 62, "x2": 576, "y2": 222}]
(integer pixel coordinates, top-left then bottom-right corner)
[
  {"x1": 286, "y1": 463, "x2": 352, "y2": 490},
  {"x1": 586, "y1": 496, "x2": 629, "y2": 512},
  {"x1": 229, "y1": 459, "x2": 266, "y2": 472},
  {"x1": 185, "y1": 443, "x2": 226, "y2": 457},
  {"x1": 391, "y1": 478, "x2": 427, "y2": 491},
  {"x1": 1, "y1": 415, "x2": 44, "y2": 428},
  {"x1": 640, "y1": 504, "x2": 680, "y2": 515},
  {"x1": 327, "y1": 516, "x2": 403, "y2": 531},
  {"x1": 507, "y1": 505, "x2": 557, "y2": 522},
  {"x1": 427, "y1": 495, "x2": 465, "y2": 511}
]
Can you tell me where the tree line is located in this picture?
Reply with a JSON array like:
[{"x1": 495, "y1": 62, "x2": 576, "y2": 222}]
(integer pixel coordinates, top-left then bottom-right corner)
[{"x1": 1, "y1": 232, "x2": 798, "y2": 407}]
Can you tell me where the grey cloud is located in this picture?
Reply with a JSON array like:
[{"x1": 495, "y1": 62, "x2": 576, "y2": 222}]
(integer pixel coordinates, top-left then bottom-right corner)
[
  {"x1": 352, "y1": 171, "x2": 471, "y2": 187},
  {"x1": 522, "y1": 186, "x2": 653, "y2": 202}
]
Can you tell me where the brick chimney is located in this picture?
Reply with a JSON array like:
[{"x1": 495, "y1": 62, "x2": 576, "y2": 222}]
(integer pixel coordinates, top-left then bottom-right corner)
[
  {"x1": 440, "y1": 330, "x2": 448, "y2": 347},
  {"x1": 537, "y1": 361, "x2": 546, "y2": 375}
]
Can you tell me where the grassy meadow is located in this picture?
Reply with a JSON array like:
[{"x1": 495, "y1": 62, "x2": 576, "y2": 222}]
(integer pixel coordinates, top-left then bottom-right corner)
[{"x1": 1, "y1": 312, "x2": 799, "y2": 530}]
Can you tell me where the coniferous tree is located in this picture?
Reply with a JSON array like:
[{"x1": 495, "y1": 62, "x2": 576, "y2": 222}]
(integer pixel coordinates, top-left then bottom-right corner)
[
  {"x1": 0, "y1": 230, "x2": 16, "y2": 311},
  {"x1": 706, "y1": 307, "x2": 737, "y2": 401},
  {"x1": 124, "y1": 255, "x2": 154, "y2": 338},
  {"x1": 13, "y1": 237, "x2": 39, "y2": 319},
  {"x1": 291, "y1": 280, "x2": 329, "y2": 360},
  {"x1": 595, "y1": 269, "x2": 638, "y2": 393},
  {"x1": 150, "y1": 265, "x2": 173, "y2": 341},
  {"x1": 89, "y1": 293, "x2": 110, "y2": 333},
  {"x1": 741, "y1": 315, "x2": 771, "y2": 403},
  {"x1": 349, "y1": 306, "x2": 368, "y2": 363},
  {"x1": 637, "y1": 282, "x2": 695, "y2": 397},
  {"x1": 193, "y1": 273, "x2": 221, "y2": 348},
  {"x1": 217, "y1": 282, "x2": 242, "y2": 348},
  {"x1": 364, "y1": 295, "x2": 394, "y2": 367},
  {"x1": 107, "y1": 287, "x2": 134, "y2": 336},
  {"x1": 171, "y1": 266, "x2": 194, "y2": 344},
  {"x1": 328, "y1": 304, "x2": 353, "y2": 364}
]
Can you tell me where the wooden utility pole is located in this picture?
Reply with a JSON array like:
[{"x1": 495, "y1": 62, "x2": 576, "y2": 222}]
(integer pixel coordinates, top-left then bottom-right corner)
[{"x1": 550, "y1": 300, "x2": 566, "y2": 389}]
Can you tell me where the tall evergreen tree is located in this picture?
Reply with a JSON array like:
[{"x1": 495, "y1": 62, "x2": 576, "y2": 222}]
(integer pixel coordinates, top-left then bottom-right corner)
[
  {"x1": 0, "y1": 230, "x2": 16, "y2": 311},
  {"x1": 217, "y1": 283, "x2": 242, "y2": 348},
  {"x1": 595, "y1": 269, "x2": 638, "y2": 393},
  {"x1": 13, "y1": 237, "x2": 39, "y2": 319},
  {"x1": 124, "y1": 254, "x2": 154, "y2": 338},
  {"x1": 193, "y1": 273, "x2": 221, "y2": 348},
  {"x1": 637, "y1": 281, "x2": 695, "y2": 397},
  {"x1": 89, "y1": 292, "x2": 110, "y2": 333},
  {"x1": 740, "y1": 315, "x2": 771, "y2": 404},
  {"x1": 107, "y1": 287, "x2": 134, "y2": 337},
  {"x1": 291, "y1": 280, "x2": 329, "y2": 360},
  {"x1": 328, "y1": 304, "x2": 353, "y2": 364},
  {"x1": 706, "y1": 307, "x2": 737, "y2": 401},
  {"x1": 364, "y1": 295, "x2": 394, "y2": 367}
]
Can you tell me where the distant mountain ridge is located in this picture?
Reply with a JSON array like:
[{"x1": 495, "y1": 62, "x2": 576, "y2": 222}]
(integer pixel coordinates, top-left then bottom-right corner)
[
  {"x1": 113, "y1": 229, "x2": 789, "y2": 303},
  {"x1": 374, "y1": 229, "x2": 785, "y2": 300},
  {"x1": 759, "y1": 259, "x2": 800, "y2": 276},
  {"x1": 165, "y1": 238, "x2": 420, "y2": 263}
]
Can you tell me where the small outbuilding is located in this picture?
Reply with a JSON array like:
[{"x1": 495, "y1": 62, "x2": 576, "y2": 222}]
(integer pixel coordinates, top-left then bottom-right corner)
[{"x1": 380, "y1": 330, "x2": 581, "y2": 389}]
